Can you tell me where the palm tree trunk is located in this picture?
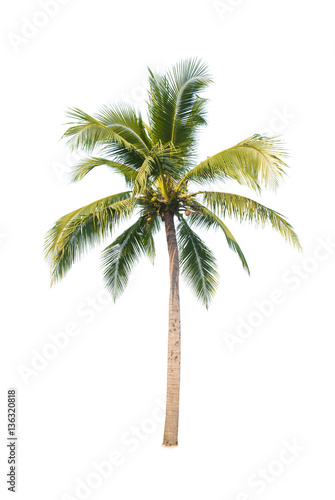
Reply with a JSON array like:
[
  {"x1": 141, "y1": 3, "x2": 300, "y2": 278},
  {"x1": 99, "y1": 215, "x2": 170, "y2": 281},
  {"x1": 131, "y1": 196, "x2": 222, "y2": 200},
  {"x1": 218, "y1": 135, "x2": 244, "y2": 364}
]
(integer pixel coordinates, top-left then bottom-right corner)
[{"x1": 162, "y1": 212, "x2": 181, "y2": 447}]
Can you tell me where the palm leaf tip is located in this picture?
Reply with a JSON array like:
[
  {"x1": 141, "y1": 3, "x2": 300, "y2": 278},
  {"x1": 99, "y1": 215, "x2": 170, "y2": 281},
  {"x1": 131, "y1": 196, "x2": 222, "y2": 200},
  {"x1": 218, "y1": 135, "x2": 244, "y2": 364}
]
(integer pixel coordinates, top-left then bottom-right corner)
[{"x1": 239, "y1": 134, "x2": 289, "y2": 190}]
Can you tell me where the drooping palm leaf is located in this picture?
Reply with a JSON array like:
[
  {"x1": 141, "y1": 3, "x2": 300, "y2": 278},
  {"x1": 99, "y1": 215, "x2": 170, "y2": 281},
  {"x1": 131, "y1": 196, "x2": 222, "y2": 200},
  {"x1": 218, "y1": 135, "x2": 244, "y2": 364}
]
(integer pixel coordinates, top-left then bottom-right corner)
[
  {"x1": 44, "y1": 192, "x2": 133, "y2": 284},
  {"x1": 201, "y1": 191, "x2": 302, "y2": 250},
  {"x1": 101, "y1": 216, "x2": 158, "y2": 300},
  {"x1": 177, "y1": 217, "x2": 219, "y2": 308},
  {"x1": 187, "y1": 200, "x2": 250, "y2": 273}
]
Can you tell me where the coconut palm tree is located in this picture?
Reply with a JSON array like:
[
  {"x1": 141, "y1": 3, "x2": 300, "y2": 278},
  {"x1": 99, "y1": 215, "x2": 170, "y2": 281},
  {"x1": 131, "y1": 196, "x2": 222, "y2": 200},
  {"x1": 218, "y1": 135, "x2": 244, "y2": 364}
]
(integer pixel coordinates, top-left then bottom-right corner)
[{"x1": 44, "y1": 58, "x2": 301, "y2": 447}]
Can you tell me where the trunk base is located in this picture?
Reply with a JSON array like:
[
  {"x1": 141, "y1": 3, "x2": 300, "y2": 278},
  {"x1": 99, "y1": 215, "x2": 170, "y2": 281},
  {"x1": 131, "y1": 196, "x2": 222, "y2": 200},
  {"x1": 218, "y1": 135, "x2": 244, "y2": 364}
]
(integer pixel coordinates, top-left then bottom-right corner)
[{"x1": 161, "y1": 442, "x2": 178, "y2": 448}]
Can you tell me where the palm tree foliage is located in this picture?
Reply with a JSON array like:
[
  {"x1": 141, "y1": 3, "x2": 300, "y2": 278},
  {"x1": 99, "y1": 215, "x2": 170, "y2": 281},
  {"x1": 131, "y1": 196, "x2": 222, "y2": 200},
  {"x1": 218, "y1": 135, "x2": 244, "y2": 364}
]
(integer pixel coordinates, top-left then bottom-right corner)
[{"x1": 45, "y1": 57, "x2": 301, "y2": 309}]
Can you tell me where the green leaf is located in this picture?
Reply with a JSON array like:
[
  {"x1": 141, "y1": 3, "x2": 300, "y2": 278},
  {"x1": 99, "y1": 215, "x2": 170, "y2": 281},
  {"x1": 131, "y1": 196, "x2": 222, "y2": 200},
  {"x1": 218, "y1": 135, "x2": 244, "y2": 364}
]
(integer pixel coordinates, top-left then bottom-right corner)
[
  {"x1": 63, "y1": 107, "x2": 148, "y2": 156},
  {"x1": 96, "y1": 103, "x2": 152, "y2": 153},
  {"x1": 187, "y1": 201, "x2": 250, "y2": 274},
  {"x1": 177, "y1": 217, "x2": 219, "y2": 308},
  {"x1": 179, "y1": 134, "x2": 289, "y2": 192},
  {"x1": 148, "y1": 57, "x2": 211, "y2": 158},
  {"x1": 70, "y1": 157, "x2": 138, "y2": 186},
  {"x1": 132, "y1": 156, "x2": 157, "y2": 197},
  {"x1": 201, "y1": 191, "x2": 302, "y2": 250},
  {"x1": 168, "y1": 58, "x2": 211, "y2": 153},
  {"x1": 101, "y1": 216, "x2": 157, "y2": 300},
  {"x1": 44, "y1": 192, "x2": 133, "y2": 284}
]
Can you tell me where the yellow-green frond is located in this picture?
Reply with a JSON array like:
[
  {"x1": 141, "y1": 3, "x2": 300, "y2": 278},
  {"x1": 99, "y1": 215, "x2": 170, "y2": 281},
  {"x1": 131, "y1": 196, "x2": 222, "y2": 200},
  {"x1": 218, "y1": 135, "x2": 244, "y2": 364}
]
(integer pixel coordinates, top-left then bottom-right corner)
[
  {"x1": 178, "y1": 134, "x2": 289, "y2": 192},
  {"x1": 201, "y1": 191, "x2": 302, "y2": 251},
  {"x1": 44, "y1": 192, "x2": 133, "y2": 285},
  {"x1": 70, "y1": 157, "x2": 138, "y2": 186}
]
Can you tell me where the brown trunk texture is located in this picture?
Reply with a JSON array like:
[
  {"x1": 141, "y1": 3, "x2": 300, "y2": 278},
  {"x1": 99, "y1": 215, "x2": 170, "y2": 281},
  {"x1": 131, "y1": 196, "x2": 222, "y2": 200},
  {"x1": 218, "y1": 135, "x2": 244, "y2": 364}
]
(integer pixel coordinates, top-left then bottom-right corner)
[{"x1": 162, "y1": 212, "x2": 181, "y2": 447}]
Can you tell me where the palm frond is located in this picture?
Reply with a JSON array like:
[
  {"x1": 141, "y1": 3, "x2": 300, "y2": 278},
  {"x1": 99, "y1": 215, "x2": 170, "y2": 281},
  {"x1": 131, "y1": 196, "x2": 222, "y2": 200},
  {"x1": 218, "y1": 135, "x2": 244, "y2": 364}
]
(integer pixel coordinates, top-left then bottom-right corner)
[
  {"x1": 147, "y1": 70, "x2": 175, "y2": 145},
  {"x1": 63, "y1": 107, "x2": 148, "y2": 156},
  {"x1": 44, "y1": 192, "x2": 133, "y2": 284},
  {"x1": 70, "y1": 157, "x2": 138, "y2": 186},
  {"x1": 178, "y1": 134, "x2": 289, "y2": 192},
  {"x1": 99, "y1": 142, "x2": 148, "y2": 171},
  {"x1": 147, "y1": 57, "x2": 211, "y2": 157},
  {"x1": 131, "y1": 143, "x2": 187, "y2": 199},
  {"x1": 101, "y1": 216, "x2": 158, "y2": 300},
  {"x1": 152, "y1": 142, "x2": 187, "y2": 182},
  {"x1": 169, "y1": 96, "x2": 209, "y2": 163},
  {"x1": 232, "y1": 134, "x2": 288, "y2": 190},
  {"x1": 177, "y1": 217, "x2": 219, "y2": 308},
  {"x1": 96, "y1": 103, "x2": 152, "y2": 152},
  {"x1": 132, "y1": 156, "x2": 157, "y2": 197},
  {"x1": 201, "y1": 191, "x2": 302, "y2": 250},
  {"x1": 187, "y1": 201, "x2": 250, "y2": 273},
  {"x1": 167, "y1": 58, "x2": 211, "y2": 152}
]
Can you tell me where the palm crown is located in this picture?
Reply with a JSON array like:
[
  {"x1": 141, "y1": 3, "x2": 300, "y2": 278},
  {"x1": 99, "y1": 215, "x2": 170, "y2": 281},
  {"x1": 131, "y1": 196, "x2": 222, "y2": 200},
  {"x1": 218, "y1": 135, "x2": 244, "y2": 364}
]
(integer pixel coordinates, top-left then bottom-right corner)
[
  {"x1": 44, "y1": 58, "x2": 300, "y2": 308},
  {"x1": 44, "y1": 58, "x2": 301, "y2": 446}
]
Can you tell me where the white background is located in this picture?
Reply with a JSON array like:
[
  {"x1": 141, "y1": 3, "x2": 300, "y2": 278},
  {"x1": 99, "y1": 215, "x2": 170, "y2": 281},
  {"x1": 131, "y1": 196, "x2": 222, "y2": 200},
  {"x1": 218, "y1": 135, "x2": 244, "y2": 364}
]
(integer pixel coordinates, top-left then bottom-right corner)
[{"x1": 1, "y1": 0, "x2": 335, "y2": 499}]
